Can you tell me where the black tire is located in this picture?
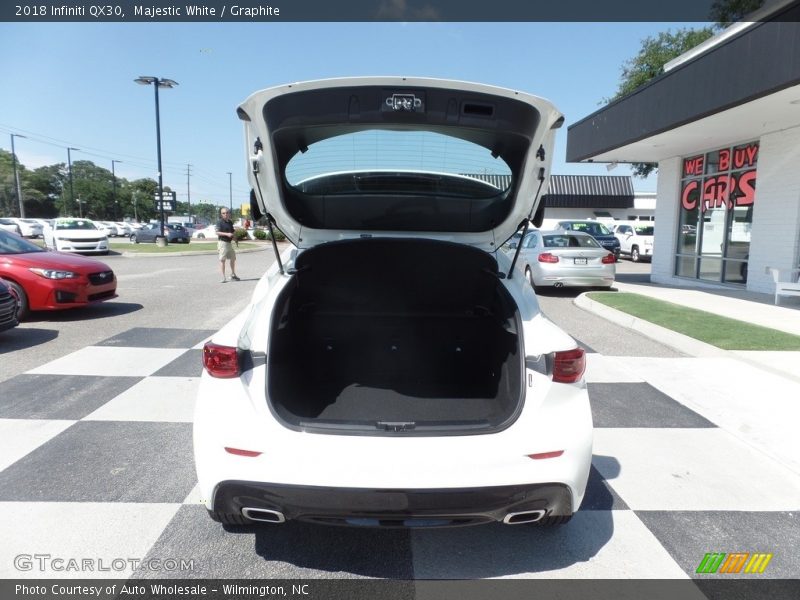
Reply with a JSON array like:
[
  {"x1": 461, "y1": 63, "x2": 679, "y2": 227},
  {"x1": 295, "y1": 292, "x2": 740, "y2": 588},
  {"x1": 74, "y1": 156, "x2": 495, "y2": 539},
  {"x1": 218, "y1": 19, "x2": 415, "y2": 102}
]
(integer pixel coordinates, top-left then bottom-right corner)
[
  {"x1": 197, "y1": 233, "x2": 205, "y2": 239},
  {"x1": 525, "y1": 266, "x2": 535, "y2": 289},
  {"x1": 5, "y1": 280, "x2": 29, "y2": 320},
  {"x1": 208, "y1": 510, "x2": 249, "y2": 525},
  {"x1": 533, "y1": 514, "x2": 573, "y2": 526},
  {"x1": 130, "y1": 234, "x2": 138, "y2": 244},
  {"x1": 631, "y1": 246, "x2": 640, "y2": 262}
]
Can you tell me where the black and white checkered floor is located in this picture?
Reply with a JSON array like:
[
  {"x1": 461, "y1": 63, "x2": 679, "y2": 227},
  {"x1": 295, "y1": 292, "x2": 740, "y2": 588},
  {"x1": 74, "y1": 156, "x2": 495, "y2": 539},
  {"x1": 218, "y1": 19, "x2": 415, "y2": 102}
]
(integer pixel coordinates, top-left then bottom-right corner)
[{"x1": 1, "y1": 328, "x2": 798, "y2": 580}]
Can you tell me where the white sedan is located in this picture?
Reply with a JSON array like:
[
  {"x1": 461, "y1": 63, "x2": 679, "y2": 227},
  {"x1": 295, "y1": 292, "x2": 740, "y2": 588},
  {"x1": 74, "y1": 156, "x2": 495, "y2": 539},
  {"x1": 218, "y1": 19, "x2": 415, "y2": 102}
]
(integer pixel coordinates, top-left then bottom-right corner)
[
  {"x1": 43, "y1": 218, "x2": 109, "y2": 255},
  {"x1": 191, "y1": 225, "x2": 219, "y2": 240},
  {"x1": 194, "y1": 77, "x2": 593, "y2": 529}
]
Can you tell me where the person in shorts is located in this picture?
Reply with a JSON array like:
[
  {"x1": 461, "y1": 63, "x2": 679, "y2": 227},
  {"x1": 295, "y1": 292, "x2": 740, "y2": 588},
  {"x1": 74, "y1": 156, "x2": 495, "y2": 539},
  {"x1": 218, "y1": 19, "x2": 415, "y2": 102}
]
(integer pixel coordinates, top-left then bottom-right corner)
[{"x1": 215, "y1": 208, "x2": 239, "y2": 283}]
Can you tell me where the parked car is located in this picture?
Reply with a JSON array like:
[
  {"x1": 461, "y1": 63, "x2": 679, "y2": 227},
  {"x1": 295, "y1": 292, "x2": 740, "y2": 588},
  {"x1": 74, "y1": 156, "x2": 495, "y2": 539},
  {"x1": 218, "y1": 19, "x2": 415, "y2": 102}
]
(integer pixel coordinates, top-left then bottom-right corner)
[
  {"x1": 6, "y1": 218, "x2": 44, "y2": 238},
  {"x1": 130, "y1": 222, "x2": 190, "y2": 244},
  {"x1": 95, "y1": 221, "x2": 116, "y2": 237},
  {"x1": 0, "y1": 218, "x2": 22, "y2": 236},
  {"x1": 113, "y1": 222, "x2": 133, "y2": 236},
  {"x1": 0, "y1": 228, "x2": 117, "y2": 319},
  {"x1": 508, "y1": 229, "x2": 616, "y2": 289},
  {"x1": 194, "y1": 77, "x2": 593, "y2": 529},
  {"x1": 42, "y1": 218, "x2": 109, "y2": 255},
  {"x1": 612, "y1": 222, "x2": 654, "y2": 262},
  {"x1": 554, "y1": 220, "x2": 620, "y2": 260},
  {"x1": 0, "y1": 278, "x2": 20, "y2": 332},
  {"x1": 191, "y1": 225, "x2": 219, "y2": 240}
]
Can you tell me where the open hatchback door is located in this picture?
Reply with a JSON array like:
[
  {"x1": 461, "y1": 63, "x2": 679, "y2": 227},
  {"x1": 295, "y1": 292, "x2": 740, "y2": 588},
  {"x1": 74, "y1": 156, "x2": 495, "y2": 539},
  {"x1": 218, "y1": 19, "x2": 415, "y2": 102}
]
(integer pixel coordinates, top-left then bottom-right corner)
[{"x1": 237, "y1": 77, "x2": 564, "y2": 250}]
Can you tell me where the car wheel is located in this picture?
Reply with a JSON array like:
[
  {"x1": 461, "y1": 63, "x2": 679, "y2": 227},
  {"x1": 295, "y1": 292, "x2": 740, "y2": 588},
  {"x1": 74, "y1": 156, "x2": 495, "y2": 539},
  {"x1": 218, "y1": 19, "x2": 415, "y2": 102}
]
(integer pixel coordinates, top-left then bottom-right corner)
[
  {"x1": 631, "y1": 246, "x2": 640, "y2": 262},
  {"x1": 525, "y1": 266, "x2": 535, "y2": 289},
  {"x1": 5, "y1": 280, "x2": 29, "y2": 320},
  {"x1": 533, "y1": 514, "x2": 573, "y2": 527},
  {"x1": 130, "y1": 234, "x2": 138, "y2": 244},
  {"x1": 197, "y1": 233, "x2": 205, "y2": 239}
]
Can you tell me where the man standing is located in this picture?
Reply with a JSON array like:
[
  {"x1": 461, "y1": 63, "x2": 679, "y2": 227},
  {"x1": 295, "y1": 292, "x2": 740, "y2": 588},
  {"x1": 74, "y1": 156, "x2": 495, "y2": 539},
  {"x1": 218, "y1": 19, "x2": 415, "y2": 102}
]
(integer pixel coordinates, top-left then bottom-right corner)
[{"x1": 215, "y1": 208, "x2": 240, "y2": 283}]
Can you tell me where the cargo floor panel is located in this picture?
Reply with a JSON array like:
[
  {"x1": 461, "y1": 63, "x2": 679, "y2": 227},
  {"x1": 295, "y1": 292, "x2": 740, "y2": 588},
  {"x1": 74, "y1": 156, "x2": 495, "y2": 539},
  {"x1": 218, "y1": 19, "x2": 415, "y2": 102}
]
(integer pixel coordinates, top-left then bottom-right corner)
[{"x1": 266, "y1": 239, "x2": 524, "y2": 433}]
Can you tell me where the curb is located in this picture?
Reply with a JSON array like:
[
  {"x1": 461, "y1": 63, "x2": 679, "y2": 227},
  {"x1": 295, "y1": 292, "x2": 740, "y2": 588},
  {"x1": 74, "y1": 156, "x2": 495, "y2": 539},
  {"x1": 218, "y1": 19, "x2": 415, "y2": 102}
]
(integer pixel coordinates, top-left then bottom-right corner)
[{"x1": 574, "y1": 292, "x2": 800, "y2": 385}]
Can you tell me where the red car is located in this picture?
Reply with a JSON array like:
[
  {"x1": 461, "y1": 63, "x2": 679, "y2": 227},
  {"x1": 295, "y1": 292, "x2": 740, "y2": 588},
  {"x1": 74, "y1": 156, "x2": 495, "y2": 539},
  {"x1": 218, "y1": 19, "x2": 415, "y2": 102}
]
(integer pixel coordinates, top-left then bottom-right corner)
[{"x1": 0, "y1": 229, "x2": 117, "y2": 319}]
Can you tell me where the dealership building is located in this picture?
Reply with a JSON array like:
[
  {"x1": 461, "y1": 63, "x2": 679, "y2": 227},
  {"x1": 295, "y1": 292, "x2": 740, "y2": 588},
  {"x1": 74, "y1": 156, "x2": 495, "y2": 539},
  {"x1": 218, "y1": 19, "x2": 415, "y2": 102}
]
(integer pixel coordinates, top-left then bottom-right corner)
[{"x1": 566, "y1": 0, "x2": 800, "y2": 294}]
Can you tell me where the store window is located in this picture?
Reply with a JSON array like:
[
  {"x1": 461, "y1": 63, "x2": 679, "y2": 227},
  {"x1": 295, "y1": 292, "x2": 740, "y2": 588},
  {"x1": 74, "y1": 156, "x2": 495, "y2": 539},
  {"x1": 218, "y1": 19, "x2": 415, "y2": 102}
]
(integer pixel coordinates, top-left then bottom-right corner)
[{"x1": 676, "y1": 142, "x2": 757, "y2": 284}]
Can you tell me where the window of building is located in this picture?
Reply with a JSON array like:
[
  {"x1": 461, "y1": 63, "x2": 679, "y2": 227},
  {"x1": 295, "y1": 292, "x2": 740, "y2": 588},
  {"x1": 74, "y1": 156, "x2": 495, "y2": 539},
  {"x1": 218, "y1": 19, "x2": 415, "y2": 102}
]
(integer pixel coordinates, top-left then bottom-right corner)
[{"x1": 676, "y1": 142, "x2": 757, "y2": 284}]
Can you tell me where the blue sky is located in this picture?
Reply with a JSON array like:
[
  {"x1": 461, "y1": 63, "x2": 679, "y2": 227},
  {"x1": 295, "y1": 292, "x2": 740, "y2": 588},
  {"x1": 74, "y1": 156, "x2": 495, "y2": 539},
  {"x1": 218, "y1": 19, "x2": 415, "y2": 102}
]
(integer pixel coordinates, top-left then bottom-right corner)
[{"x1": 0, "y1": 22, "x2": 702, "y2": 206}]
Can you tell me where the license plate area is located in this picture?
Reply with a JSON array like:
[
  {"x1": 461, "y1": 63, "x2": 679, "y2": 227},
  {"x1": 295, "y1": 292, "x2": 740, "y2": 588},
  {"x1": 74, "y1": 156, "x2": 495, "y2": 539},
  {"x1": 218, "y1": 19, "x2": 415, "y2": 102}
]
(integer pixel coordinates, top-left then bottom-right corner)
[{"x1": 573, "y1": 257, "x2": 588, "y2": 265}]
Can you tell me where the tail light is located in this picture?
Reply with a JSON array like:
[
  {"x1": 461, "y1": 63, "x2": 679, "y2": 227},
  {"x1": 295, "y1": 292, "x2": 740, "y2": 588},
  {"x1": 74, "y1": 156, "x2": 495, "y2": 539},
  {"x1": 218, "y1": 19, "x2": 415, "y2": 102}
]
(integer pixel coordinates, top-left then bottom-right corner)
[
  {"x1": 203, "y1": 343, "x2": 240, "y2": 378},
  {"x1": 538, "y1": 252, "x2": 559, "y2": 263},
  {"x1": 601, "y1": 253, "x2": 616, "y2": 264},
  {"x1": 553, "y1": 348, "x2": 586, "y2": 384}
]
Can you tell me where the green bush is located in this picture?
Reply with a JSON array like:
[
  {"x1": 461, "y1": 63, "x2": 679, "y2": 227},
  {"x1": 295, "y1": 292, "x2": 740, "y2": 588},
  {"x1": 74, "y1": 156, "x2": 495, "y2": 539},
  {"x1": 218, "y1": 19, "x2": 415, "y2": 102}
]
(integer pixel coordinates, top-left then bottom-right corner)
[
  {"x1": 253, "y1": 228, "x2": 268, "y2": 240},
  {"x1": 233, "y1": 228, "x2": 249, "y2": 241}
]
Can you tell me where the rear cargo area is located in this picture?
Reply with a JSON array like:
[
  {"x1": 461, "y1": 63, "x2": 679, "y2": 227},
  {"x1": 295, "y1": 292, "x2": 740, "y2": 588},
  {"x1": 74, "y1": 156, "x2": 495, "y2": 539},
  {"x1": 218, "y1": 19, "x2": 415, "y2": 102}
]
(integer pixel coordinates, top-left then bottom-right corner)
[{"x1": 267, "y1": 239, "x2": 524, "y2": 433}]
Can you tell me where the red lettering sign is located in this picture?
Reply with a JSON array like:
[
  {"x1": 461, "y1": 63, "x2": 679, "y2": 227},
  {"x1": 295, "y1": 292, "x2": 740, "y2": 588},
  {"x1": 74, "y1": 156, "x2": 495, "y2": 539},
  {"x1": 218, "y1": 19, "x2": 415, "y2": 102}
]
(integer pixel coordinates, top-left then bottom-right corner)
[
  {"x1": 735, "y1": 170, "x2": 756, "y2": 206},
  {"x1": 682, "y1": 180, "x2": 699, "y2": 211},
  {"x1": 684, "y1": 156, "x2": 704, "y2": 176},
  {"x1": 696, "y1": 170, "x2": 757, "y2": 212},
  {"x1": 719, "y1": 149, "x2": 730, "y2": 171}
]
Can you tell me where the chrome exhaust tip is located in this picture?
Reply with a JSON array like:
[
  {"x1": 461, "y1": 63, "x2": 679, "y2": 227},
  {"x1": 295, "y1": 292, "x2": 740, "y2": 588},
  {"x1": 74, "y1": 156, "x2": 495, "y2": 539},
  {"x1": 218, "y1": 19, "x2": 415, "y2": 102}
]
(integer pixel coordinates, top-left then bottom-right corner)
[
  {"x1": 553, "y1": 282, "x2": 564, "y2": 288},
  {"x1": 503, "y1": 509, "x2": 546, "y2": 525},
  {"x1": 241, "y1": 507, "x2": 286, "y2": 523}
]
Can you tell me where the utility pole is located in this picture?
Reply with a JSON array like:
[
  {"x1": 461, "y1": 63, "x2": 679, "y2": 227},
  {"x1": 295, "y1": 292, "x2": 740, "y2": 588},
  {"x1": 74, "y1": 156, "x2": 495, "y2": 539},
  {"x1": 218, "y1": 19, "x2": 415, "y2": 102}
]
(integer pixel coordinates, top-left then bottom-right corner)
[
  {"x1": 67, "y1": 147, "x2": 79, "y2": 216},
  {"x1": 10, "y1": 134, "x2": 26, "y2": 218},
  {"x1": 112, "y1": 160, "x2": 122, "y2": 220},
  {"x1": 227, "y1": 171, "x2": 233, "y2": 214},
  {"x1": 186, "y1": 163, "x2": 192, "y2": 214}
]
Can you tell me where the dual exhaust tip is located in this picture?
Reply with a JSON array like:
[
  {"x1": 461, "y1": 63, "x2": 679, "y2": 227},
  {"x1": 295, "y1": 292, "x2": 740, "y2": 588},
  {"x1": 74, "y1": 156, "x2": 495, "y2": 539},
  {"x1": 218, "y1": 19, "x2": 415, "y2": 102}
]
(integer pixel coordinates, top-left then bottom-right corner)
[
  {"x1": 502, "y1": 509, "x2": 547, "y2": 524},
  {"x1": 240, "y1": 507, "x2": 546, "y2": 525}
]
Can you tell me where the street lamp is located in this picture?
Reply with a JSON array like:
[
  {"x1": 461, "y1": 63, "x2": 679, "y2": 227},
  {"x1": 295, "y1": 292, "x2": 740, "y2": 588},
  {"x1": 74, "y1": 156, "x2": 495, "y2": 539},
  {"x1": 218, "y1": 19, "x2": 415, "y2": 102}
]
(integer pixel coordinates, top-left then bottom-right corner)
[
  {"x1": 227, "y1": 171, "x2": 233, "y2": 214},
  {"x1": 67, "y1": 146, "x2": 79, "y2": 216},
  {"x1": 111, "y1": 160, "x2": 122, "y2": 220},
  {"x1": 134, "y1": 75, "x2": 178, "y2": 243},
  {"x1": 10, "y1": 134, "x2": 26, "y2": 218}
]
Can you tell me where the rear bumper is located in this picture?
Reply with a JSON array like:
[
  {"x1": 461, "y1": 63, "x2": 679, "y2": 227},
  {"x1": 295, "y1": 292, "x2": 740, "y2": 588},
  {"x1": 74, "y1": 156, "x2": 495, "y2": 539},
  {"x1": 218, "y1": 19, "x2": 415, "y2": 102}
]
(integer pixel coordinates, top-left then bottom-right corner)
[{"x1": 212, "y1": 480, "x2": 573, "y2": 527}]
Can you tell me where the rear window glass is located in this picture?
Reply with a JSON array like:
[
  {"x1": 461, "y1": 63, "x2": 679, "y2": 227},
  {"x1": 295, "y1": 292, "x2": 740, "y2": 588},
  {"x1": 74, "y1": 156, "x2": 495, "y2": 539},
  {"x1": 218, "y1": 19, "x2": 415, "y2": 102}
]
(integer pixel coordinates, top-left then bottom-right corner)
[
  {"x1": 634, "y1": 225, "x2": 654, "y2": 235},
  {"x1": 543, "y1": 234, "x2": 600, "y2": 248},
  {"x1": 285, "y1": 130, "x2": 512, "y2": 198},
  {"x1": 565, "y1": 222, "x2": 612, "y2": 236}
]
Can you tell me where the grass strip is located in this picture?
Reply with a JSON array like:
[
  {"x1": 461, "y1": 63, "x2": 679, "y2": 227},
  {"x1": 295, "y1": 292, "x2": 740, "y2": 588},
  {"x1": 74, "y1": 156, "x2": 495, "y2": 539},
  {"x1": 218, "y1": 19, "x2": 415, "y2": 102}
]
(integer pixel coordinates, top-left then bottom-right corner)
[
  {"x1": 110, "y1": 241, "x2": 259, "y2": 253},
  {"x1": 586, "y1": 292, "x2": 800, "y2": 351}
]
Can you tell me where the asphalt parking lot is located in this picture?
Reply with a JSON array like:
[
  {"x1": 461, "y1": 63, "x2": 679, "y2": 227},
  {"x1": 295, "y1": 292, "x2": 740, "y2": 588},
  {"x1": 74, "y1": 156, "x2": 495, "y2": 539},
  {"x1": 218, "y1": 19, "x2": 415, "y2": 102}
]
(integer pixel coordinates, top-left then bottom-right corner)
[{"x1": 1, "y1": 252, "x2": 798, "y2": 590}]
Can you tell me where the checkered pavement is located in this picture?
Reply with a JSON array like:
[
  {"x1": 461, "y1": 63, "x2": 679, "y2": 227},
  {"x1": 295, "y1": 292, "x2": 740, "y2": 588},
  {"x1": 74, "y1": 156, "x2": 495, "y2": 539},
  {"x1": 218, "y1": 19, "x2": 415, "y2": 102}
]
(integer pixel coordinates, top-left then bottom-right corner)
[{"x1": 0, "y1": 327, "x2": 798, "y2": 580}]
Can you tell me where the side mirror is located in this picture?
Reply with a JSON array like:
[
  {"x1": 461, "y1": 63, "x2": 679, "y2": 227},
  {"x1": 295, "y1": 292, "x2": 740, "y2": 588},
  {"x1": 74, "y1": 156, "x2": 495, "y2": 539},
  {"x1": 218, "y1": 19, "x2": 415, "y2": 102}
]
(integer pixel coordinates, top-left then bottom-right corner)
[{"x1": 508, "y1": 242, "x2": 518, "y2": 250}]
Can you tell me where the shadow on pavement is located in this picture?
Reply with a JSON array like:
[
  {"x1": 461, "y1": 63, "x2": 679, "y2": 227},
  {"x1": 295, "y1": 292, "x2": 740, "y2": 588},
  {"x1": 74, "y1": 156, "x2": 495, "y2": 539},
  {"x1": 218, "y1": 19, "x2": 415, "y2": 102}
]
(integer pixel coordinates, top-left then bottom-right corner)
[
  {"x1": 22, "y1": 302, "x2": 143, "y2": 323},
  {"x1": 0, "y1": 327, "x2": 59, "y2": 353}
]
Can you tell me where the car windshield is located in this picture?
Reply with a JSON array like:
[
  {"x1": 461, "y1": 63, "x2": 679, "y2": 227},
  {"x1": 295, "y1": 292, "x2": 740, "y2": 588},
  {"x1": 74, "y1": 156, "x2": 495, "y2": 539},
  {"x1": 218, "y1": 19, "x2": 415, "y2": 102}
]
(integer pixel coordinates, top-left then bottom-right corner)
[
  {"x1": 568, "y1": 222, "x2": 612, "y2": 236},
  {"x1": 0, "y1": 229, "x2": 45, "y2": 254},
  {"x1": 634, "y1": 225, "x2": 655, "y2": 235},
  {"x1": 54, "y1": 219, "x2": 97, "y2": 230},
  {"x1": 543, "y1": 234, "x2": 600, "y2": 249}
]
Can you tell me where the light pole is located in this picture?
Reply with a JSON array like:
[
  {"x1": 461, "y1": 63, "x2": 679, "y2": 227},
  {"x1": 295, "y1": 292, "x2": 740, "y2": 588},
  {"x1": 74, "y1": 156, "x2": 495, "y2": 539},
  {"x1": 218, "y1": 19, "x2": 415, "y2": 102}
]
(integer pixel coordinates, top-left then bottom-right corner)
[
  {"x1": 134, "y1": 75, "x2": 178, "y2": 242},
  {"x1": 111, "y1": 160, "x2": 121, "y2": 220},
  {"x1": 227, "y1": 171, "x2": 233, "y2": 215},
  {"x1": 67, "y1": 146, "x2": 79, "y2": 216},
  {"x1": 10, "y1": 134, "x2": 26, "y2": 218}
]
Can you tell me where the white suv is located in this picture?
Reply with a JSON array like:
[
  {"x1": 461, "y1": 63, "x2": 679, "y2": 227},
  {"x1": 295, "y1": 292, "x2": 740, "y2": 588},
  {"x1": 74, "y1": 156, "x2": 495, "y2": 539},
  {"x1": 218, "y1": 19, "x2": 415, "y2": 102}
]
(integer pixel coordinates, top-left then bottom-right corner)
[
  {"x1": 193, "y1": 77, "x2": 593, "y2": 529},
  {"x1": 613, "y1": 222, "x2": 654, "y2": 262}
]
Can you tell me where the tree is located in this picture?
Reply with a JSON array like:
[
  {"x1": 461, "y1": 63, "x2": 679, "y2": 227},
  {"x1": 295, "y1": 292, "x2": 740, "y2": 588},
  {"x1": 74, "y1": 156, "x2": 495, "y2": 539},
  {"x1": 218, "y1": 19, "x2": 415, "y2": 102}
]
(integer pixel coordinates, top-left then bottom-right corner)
[
  {"x1": 609, "y1": 0, "x2": 767, "y2": 178},
  {"x1": 711, "y1": 0, "x2": 766, "y2": 26}
]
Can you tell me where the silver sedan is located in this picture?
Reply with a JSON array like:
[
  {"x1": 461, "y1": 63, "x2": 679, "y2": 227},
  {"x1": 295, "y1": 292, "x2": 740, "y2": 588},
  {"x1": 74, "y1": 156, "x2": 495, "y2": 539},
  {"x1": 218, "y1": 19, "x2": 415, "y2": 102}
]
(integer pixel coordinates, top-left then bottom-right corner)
[{"x1": 509, "y1": 229, "x2": 616, "y2": 289}]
